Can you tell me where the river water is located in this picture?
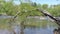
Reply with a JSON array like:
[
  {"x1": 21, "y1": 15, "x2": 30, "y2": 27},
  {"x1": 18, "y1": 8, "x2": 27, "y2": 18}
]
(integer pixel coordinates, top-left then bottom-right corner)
[
  {"x1": 0, "y1": 24, "x2": 58, "y2": 34},
  {"x1": 0, "y1": 16, "x2": 58, "y2": 34}
]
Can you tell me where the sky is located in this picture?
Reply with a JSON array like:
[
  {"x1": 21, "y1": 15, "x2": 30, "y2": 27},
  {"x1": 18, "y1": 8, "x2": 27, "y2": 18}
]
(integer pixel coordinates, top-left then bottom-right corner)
[
  {"x1": 12, "y1": 0, "x2": 60, "y2": 5},
  {"x1": 32, "y1": 0, "x2": 60, "y2": 5}
]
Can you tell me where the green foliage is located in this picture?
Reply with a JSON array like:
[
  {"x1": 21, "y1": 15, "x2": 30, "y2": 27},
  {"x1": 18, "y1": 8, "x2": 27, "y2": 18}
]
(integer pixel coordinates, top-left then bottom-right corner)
[
  {"x1": 0, "y1": 0, "x2": 60, "y2": 28},
  {"x1": 47, "y1": 5, "x2": 60, "y2": 16},
  {"x1": 42, "y1": 4, "x2": 48, "y2": 9},
  {"x1": 0, "y1": 0, "x2": 60, "y2": 16}
]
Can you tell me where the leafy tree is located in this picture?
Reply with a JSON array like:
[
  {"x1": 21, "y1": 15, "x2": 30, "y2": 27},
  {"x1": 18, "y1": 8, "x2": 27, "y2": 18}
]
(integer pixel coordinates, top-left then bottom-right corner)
[{"x1": 42, "y1": 4, "x2": 48, "y2": 9}]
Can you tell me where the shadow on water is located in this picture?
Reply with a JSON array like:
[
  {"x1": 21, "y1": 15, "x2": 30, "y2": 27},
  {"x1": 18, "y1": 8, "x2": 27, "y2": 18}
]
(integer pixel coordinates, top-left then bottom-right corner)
[{"x1": 0, "y1": 16, "x2": 59, "y2": 34}]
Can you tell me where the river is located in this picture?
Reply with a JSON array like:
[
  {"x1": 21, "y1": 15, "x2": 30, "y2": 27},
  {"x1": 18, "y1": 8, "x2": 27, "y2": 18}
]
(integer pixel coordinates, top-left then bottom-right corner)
[{"x1": 0, "y1": 16, "x2": 58, "y2": 34}]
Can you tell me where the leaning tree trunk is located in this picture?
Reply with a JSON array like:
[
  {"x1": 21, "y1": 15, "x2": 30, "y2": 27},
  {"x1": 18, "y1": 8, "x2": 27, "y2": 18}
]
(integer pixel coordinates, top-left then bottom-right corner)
[{"x1": 36, "y1": 8, "x2": 60, "y2": 34}]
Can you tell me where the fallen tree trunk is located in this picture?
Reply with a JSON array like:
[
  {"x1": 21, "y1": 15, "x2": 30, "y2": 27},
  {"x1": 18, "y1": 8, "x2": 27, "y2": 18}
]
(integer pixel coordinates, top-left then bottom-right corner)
[{"x1": 36, "y1": 8, "x2": 60, "y2": 26}]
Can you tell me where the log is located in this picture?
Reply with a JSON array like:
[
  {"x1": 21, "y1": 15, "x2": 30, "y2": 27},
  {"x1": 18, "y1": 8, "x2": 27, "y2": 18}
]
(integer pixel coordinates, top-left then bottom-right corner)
[{"x1": 36, "y1": 8, "x2": 60, "y2": 26}]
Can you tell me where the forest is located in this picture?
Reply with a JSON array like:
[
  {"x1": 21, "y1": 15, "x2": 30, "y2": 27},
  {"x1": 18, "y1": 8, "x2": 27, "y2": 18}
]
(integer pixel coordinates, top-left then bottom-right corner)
[{"x1": 0, "y1": 0, "x2": 60, "y2": 17}]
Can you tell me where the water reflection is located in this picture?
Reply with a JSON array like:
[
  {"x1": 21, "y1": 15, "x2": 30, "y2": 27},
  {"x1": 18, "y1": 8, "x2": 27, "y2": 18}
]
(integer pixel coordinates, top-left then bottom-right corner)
[
  {"x1": 24, "y1": 26, "x2": 57, "y2": 34},
  {"x1": 0, "y1": 17, "x2": 58, "y2": 34},
  {"x1": 0, "y1": 25, "x2": 58, "y2": 34}
]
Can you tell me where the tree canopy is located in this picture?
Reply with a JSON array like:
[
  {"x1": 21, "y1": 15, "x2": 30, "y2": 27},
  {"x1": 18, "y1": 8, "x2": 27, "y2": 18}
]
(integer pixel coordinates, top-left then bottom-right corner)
[{"x1": 0, "y1": 0, "x2": 60, "y2": 17}]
